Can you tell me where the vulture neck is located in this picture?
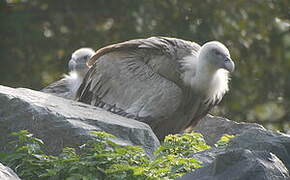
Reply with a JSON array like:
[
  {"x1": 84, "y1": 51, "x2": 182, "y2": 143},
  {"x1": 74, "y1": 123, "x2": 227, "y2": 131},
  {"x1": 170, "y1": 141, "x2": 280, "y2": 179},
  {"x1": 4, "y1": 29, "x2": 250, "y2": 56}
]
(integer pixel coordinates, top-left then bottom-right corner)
[
  {"x1": 195, "y1": 62, "x2": 218, "y2": 92},
  {"x1": 190, "y1": 56, "x2": 229, "y2": 104},
  {"x1": 64, "y1": 71, "x2": 86, "y2": 95}
]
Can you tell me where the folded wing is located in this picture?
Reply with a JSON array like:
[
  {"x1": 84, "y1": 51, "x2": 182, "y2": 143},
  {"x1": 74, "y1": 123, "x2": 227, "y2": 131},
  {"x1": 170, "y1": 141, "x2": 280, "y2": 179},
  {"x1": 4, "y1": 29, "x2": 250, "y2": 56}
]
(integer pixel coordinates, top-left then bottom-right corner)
[{"x1": 77, "y1": 37, "x2": 200, "y2": 122}]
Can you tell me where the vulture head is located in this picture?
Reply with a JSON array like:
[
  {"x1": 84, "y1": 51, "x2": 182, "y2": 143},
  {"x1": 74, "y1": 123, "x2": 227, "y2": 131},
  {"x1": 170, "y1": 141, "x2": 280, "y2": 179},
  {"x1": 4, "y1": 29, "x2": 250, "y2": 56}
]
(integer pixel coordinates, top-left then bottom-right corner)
[
  {"x1": 65, "y1": 48, "x2": 95, "y2": 95},
  {"x1": 199, "y1": 41, "x2": 235, "y2": 73},
  {"x1": 41, "y1": 48, "x2": 95, "y2": 99},
  {"x1": 181, "y1": 41, "x2": 235, "y2": 105},
  {"x1": 68, "y1": 48, "x2": 95, "y2": 78}
]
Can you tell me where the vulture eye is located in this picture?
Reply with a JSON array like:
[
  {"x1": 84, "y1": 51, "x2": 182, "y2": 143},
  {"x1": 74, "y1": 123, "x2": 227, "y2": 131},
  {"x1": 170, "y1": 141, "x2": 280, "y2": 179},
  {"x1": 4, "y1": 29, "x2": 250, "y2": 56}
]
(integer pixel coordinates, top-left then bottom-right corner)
[
  {"x1": 214, "y1": 50, "x2": 221, "y2": 56},
  {"x1": 224, "y1": 57, "x2": 231, "y2": 62}
]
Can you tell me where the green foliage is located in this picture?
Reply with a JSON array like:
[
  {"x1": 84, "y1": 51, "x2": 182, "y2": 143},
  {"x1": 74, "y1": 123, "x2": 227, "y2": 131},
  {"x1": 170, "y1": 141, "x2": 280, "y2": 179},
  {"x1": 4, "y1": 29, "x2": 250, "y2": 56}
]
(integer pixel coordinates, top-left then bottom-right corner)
[
  {"x1": 215, "y1": 134, "x2": 235, "y2": 148},
  {"x1": 0, "y1": 130, "x2": 233, "y2": 180},
  {"x1": 0, "y1": 130, "x2": 55, "y2": 179},
  {"x1": 156, "y1": 132, "x2": 210, "y2": 157}
]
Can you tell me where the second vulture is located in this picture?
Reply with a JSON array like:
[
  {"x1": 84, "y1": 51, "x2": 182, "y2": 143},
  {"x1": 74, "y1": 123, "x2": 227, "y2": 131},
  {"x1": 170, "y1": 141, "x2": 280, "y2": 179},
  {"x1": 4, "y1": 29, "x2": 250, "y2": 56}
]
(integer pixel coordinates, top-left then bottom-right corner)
[
  {"x1": 76, "y1": 37, "x2": 235, "y2": 140},
  {"x1": 41, "y1": 48, "x2": 95, "y2": 99}
]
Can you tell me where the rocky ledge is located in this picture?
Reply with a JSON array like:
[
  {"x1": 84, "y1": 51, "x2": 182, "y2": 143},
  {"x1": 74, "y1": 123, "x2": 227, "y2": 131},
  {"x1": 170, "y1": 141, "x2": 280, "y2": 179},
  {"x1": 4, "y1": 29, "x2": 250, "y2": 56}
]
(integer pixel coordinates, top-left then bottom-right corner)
[
  {"x1": 0, "y1": 85, "x2": 160, "y2": 157},
  {"x1": 179, "y1": 116, "x2": 290, "y2": 180}
]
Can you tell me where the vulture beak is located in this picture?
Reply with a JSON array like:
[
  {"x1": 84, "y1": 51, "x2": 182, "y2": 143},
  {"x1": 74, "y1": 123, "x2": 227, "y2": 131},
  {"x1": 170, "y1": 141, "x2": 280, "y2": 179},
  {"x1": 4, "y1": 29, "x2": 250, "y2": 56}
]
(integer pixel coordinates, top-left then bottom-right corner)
[
  {"x1": 68, "y1": 59, "x2": 76, "y2": 71},
  {"x1": 223, "y1": 57, "x2": 235, "y2": 73}
]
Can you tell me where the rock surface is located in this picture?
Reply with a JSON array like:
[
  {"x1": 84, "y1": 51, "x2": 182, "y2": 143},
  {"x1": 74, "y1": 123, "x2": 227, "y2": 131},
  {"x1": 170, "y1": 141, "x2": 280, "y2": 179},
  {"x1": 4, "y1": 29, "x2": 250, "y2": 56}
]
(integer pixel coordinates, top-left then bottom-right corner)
[
  {"x1": 228, "y1": 127, "x2": 290, "y2": 171},
  {"x1": 179, "y1": 149, "x2": 289, "y2": 180},
  {"x1": 193, "y1": 114, "x2": 264, "y2": 146},
  {"x1": 0, "y1": 163, "x2": 21, "y2": 180},
  {"x1": 179, "y1": 115, "x2": 290, "y2": 180},
  {"x1": 0, "y1": 85, "x2": 159, "y2": 157}
]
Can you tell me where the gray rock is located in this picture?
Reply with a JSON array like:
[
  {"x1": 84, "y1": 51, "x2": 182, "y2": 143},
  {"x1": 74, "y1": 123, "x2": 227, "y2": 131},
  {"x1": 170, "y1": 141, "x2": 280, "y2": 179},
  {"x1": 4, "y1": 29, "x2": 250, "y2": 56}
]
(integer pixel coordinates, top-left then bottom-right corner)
[
  {"x1": 193, "y1": 114, "x2": 264, "y2": 146},
  {"x1": 179, "y1": 149, "x2": 289, "y2": 180},
  {"x1": 40, "y1": 78, "x2": 73, "y2": 99},
  {"x1": 190, "y1": 147, "x2": 226, "y2": 167},
  {"x1": 0, "y1": 85, "x2": 159, "y2": 157},
  {"x1": 228, "y1": 127, "x2": 290, "y2": 170},
  {"x1": 0, "y1": 163, "x2": 21, "y2": 180},
  {"x1": 179, "y1": 116, "x2": 290, "y2": 180}
]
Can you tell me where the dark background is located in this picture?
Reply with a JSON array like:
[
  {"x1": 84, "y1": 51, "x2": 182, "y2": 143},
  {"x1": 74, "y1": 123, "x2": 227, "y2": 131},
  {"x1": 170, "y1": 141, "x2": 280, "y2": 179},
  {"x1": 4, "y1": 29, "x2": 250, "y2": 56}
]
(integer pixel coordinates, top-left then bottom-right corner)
[{"x1": 0, "y1": 0, "x2": 289, "y2": 133}]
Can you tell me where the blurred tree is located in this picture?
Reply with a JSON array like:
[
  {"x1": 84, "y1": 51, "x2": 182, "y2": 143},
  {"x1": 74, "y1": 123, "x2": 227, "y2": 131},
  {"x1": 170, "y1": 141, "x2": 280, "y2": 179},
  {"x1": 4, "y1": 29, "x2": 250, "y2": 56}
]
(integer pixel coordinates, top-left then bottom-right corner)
[{"x1": 0, "y1": 0, "x2": 289, "y2": 132}]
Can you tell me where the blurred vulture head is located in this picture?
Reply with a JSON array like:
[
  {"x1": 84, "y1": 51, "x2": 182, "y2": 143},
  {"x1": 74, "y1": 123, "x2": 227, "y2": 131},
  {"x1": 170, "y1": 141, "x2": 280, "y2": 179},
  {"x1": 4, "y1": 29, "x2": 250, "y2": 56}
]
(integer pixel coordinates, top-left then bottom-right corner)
[
  {"x1": 76, "y1": 37, "x2": 235, "y2": 140},
  {"x1": 68, "y1": 48, "x2": 95, "y2": 78},
  {"x1": 41, "y1": 48, "x2": 95, "y2": 99}
]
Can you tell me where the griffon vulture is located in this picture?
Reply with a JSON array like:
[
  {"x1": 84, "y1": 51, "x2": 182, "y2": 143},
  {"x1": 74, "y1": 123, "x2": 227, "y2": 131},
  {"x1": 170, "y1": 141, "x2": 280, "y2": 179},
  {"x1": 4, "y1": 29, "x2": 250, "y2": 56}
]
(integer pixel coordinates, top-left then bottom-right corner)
[
  {"x1": 41, "y1": 48, "x2": 95, "y2": 99},
  {"x1": 76, "y1": 37, "x2": 235, "y2": 140}
]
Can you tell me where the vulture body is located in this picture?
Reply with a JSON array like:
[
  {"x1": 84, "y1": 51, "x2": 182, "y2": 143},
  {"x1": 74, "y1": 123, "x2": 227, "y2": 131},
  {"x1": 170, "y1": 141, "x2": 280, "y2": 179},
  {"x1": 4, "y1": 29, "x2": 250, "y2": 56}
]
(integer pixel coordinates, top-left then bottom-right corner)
[
  {"x1": 41, "y1": 48, "x2": 95, "y2": 99},
  {"x1": 76, "y1": 37, "x2": 235, "y2": 139}
]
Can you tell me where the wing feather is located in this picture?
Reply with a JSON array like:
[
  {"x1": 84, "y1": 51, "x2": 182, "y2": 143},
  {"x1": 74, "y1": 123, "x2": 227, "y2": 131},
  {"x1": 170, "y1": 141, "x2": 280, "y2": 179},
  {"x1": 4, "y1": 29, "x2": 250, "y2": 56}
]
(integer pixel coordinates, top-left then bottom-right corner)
[
  {"x1": 87, "y1": 37, "x2": 200, "y2": 86},
  {"x1": 79, "y1": 50, "x2": 183, "y2": 120}
]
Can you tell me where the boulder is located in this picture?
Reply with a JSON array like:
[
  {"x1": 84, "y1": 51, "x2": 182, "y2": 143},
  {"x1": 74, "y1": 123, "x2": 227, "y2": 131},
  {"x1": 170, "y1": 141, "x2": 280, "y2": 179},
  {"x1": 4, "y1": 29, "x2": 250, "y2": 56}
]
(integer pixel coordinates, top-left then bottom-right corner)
[
  {"x1": 228, "y1": 126, "x2": 290, "y2": 171},
  {"x1": 0, "y1": 163, "x2": 21, "y2": 180},
  {"x1": 179, "y1": 149, "x2": 289, "y2": 180},
  {"x1": 193, "y1": 115, "x2": 290, "y2": 170},
  {"x1": 0, "y1": 85, "x2": 159, "y2": 157},
  {"x1": 179, "y1": 116, "x2": 290, "y2": 180},
  {"x1": 193, "y1": 115, "x2": 264, "y2": 146}
]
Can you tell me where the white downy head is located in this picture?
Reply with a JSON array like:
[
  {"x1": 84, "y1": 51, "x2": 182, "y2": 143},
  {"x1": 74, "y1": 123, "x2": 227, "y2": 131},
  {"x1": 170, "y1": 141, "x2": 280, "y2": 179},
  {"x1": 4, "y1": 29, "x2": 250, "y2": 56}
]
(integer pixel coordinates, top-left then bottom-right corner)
[
  {"x1": 181, "y1": 41, "x2": 235, "y2": 104},
  {"x1": 65, "y1": 48, "x2": 95, "y2": 95}
]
